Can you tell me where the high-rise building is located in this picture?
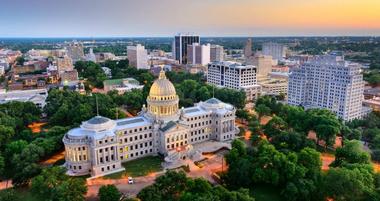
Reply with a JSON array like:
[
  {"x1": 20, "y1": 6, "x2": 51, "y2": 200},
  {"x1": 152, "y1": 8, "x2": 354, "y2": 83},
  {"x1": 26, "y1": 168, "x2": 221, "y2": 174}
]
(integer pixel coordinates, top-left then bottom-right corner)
[
  {"x1": 262, "y1": 42, "x2": 287, "y2": 61},
  {"x1": 187, "y1": 43, "x2": 210, "y2": 66},
  {"x1": 210, "y1": 45, "x2": 224, "y2": 62},
  {"x1": 86, "y1": 48, "x2": 97, "y2": 62},
  {"x1": 66, "y1": 42, "x2": 84, "y2": 62},
  {"x1": 247, "y1": 54, "x2": 273, "y2": 76},
  {"x1": 207, "y1": 61, "x2": 261, "y2": 101},
  {"x1": 55, "y1": 55, "x2": 73, "y2": 75},
  {"x1": 173, "y1": 33, "x2": 200, "y2": 64},
  {"x1": 244, "y1": 38, "x2": 253, "y2": 58},
  {"x1": 127, "y1": 44, "x2": 149, "y2": 69},
  {"x1": 288, "y1": 54, "x2": 370, "y2": 121}
]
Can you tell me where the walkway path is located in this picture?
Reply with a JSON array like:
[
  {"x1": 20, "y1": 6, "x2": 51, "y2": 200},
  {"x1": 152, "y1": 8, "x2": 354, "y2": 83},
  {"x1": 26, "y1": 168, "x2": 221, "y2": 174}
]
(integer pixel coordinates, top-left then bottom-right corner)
[
  {"x1": 40, "y1": 150, "x2": 65, "y2": 166},
  {"x1": 85, "y1": 149, "x2": 228, "y2": 200}
]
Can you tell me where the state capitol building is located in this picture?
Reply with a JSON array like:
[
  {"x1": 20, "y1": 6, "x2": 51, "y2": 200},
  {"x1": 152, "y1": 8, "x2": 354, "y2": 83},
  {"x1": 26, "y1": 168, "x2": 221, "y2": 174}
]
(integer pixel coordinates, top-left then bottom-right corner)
[{"x1": 63, "y1": 69, "x2": 238, "y2": 177}]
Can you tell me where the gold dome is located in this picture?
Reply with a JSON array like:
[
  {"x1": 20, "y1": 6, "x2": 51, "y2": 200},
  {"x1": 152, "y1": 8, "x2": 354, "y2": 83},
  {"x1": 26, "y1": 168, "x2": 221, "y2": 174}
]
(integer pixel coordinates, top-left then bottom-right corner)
[
  {"x1": 146, "y1": 69, "x2": 179, "y2": 120},
  {"x1": 149, "y1": 69, "x2": 177, "y2": 97}
]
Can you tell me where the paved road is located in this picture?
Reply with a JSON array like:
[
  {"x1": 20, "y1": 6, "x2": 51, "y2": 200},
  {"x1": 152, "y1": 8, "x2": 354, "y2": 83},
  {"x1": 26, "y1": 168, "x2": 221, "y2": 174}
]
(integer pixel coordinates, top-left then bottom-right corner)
[
  {"x1": 86, "y1": 173, "x2": 160, "y2": 201},
  {"x1": 85, "y1": 150, "x2": 228, "y2": 200}
]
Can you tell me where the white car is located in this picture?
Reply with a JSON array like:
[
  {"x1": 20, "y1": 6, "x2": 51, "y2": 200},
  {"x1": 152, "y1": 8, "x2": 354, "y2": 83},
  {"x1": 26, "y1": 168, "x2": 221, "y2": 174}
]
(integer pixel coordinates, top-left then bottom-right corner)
[{"x1": 128, "y1": 177, "x2": 134, "y2": 184}]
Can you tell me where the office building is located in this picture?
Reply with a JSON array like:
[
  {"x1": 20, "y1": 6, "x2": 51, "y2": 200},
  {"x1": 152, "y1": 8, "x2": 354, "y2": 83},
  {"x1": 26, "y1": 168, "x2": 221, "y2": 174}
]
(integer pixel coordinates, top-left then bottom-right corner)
[
  {"x1": 258, "y1": 76, "x2": 288, "y2": 96},
  {"x1": 207, "y1": 61, "x2": 261, "y2": 101},
  {"x1": 187, "y1": 43, "x2": 210, "y2": 66},
  {"x1": 262, "y1": 42, "x2": 287, "y2": 61},
  {"x1": 288, "y1": 54, "x2": 370, "y2": 121},
  {"x1": 63, "y1": 69, "x2": 238, "y2": 177},
  {"x1": 127, "y1": 44, "x2": 149, "y2": 69},
  {"x1": 173, "y1": 34, "x2": 200, "y2": 64},
  {"x1": 249, "y1": 54, "x2": 273, "y2": 77},
  {"x1": 66, "y1": 42, "x2": 85, "y2": 62},
  {"x1": 244, "y1": 38, "x2": 253, "y2": 58},
  {"x1": 210, "y1": 45, "x2": 224, "y2": 62},
  {"x1": 61, "y1": 70, "x2": 79, "y2": 86},
  {"x1": 86, "y1": 48, "x2": 97, "y2": 62},
  {"x1": 56, "y1": 55, "x2": 74, "y2": 74}
]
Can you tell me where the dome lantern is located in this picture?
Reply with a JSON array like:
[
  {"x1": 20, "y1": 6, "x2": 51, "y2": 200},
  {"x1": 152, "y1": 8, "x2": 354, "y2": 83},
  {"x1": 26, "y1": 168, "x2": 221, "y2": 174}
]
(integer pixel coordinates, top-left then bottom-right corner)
[{"x1": 146, "y1": 69, "x2": 179, "y2": 121}]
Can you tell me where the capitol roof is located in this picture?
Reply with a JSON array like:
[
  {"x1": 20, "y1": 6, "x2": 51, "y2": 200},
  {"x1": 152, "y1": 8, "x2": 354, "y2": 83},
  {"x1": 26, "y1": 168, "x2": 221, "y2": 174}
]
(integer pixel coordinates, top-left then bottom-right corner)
[{"x1": 149, "y1": 69, "x2": 177, "y2": 97}]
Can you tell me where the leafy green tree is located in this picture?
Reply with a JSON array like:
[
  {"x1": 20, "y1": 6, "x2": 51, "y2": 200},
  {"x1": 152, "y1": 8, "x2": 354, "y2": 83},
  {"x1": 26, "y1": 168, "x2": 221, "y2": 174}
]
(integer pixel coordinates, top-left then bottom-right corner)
[
  {"x1": 98, "y1": 185, "x2": 121, "y2": 201},
  {"x1": 363, "y1": 128, "x2": 380, "y2": 142},
  {"x1": 196, "y1": 86, "x2": 211, "y2": 101},
  {"x1": 11, "y1": 144, "x2": 44, "y2": 186},
  {"x1": 31, "y1": 166, "x2": 68, "y2": 199},
  {"x1": 0, "y1": 189, "x2": 18, "y2": 201},
  {"x1": 366, "y1": 73, "x2": 380, "y2": 86},
  {"x1": 262, "y1": 116, "x2": 288, "y2": 138},
  {"x1": 331, "y1": 140, "x2": 371, "y2": 167},
  {"x1": 323, "y1": 167, "x2": 375, "y2": 201},
  {"x1": 75, "y1": 61, "x2": 107, "y2": 88},
  {"x1": 138, "y1": 171, "x2": 255, "y2": 201},
  {"x1": 16, "y1": 56, "x2": 25, "y2": 65},
  {"x1": 55, "y1": 178, "x2": 87, "y2": 201},
  {"x1": 0, "y1": 154, "x2": 4, "y2": 177},
  {"x1": 0, "y1": 126, "x2": 15, "y2": 149},
  {"x1": 271, "y1": 131, "x2": 315, "y2": 152},
  {"x1": 305, "y1": 109, "x2": 342, "y2": 147},
  {"x1": 255, "y1": 104, "x2": 271, "y2": 120}
]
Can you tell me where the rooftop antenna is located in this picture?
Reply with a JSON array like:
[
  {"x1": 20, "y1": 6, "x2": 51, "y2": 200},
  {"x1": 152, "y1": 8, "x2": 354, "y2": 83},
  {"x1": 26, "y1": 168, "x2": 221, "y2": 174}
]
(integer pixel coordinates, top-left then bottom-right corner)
[{"x1": 96, "y1": 95, "x2": 99, "y2": 116}]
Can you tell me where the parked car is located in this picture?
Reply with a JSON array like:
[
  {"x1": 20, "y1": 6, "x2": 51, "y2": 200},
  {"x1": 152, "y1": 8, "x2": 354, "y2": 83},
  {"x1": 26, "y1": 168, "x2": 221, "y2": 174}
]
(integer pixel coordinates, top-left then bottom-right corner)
[{"x1": 128, "y1": 177, "x2": 134, "y2": 184}]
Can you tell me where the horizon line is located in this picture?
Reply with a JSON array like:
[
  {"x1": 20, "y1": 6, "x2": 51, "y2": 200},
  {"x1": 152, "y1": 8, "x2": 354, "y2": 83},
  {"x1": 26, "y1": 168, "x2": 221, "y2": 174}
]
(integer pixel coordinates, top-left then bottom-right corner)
[{"x1": 0, "y1": 35, "x2": 379, "y2": 39}]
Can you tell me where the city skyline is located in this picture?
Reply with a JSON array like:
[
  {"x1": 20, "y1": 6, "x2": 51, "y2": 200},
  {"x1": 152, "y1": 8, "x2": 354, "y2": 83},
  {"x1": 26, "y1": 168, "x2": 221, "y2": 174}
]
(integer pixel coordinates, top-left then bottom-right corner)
[{"x1": 1, "y1": 0, "x2": 380, "y2": 37}]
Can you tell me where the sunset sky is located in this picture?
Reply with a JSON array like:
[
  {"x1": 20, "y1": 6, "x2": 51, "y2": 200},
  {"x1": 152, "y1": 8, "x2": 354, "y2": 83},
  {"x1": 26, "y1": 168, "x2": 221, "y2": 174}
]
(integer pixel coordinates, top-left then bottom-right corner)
[{"x1": 1, "y1": 0, "x2": 379, "y2": 37}]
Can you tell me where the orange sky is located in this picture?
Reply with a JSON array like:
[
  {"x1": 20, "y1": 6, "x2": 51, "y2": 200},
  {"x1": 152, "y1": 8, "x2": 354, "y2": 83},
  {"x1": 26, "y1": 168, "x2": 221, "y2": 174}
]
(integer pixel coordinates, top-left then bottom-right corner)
[{"x1": 1, "y1": 0, "x2": 379, "y2": 37}]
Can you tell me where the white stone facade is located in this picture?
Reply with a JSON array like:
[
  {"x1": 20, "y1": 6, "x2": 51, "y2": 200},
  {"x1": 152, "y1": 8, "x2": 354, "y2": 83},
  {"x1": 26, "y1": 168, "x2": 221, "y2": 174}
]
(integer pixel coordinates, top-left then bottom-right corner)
[
  {"x1": 63, "y1": 70, "x2": 238, "y2": 177},
  {"x1": 187, "y1": 43, "x2": 210, "y2": 66},
  {"x1": 210, "y1": 45, "x2": 224, "y2": 62},
  {"x1": 127, "y1": 44, "x2": 149, "y2": 69},
  {"x1": 207, "y1": 61, "x2": 261, "y2": 102},
  {"x1": 288, "y1": 55, "x2": 369, "y2": 121},
  {"x1": 262, "y1": 42, "x2": 287, "y2": 61}
]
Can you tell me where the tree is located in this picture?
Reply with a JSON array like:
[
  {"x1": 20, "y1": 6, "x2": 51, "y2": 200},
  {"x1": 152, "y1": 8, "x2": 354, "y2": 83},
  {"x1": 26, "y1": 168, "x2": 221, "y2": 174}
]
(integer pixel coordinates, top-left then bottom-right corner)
[
  {"x1": 98, "y1": 185, "x2": 121, "y2": 201},
  {"x1": 31, "y1": 166, "x2": 68, "y2": 199},
  {"x1": 55, "y1": 178, "x2": 87, "y2": 201},
  {"x1": 138, "y1": 171, "x2": 255, "y2": 201},
  {"x1": 0, "y1": 126, "x2": 15, "y2": 149},
  {"x1": 255, "y1": 104, "x2": 271, "y2": 120},
  {"x1": 16, "y1": 56, "x2": 25, "y2": 65},
  {"x1": 0, "y1": 154, "x2": 4, "y2": 177},
  {"x1": 11, "y1": 144, "x2": 44, "y2": 186},
  {"x1": 323, "y1": 167, "x2": 375, "y2": 201},
  {"x1": 271, "y1": 131, "x2": 315, "y2": 152},
  {"x1": 75, "y1": 61, "x2": 107, "y2": 88},
  {"x1": 0, "y1": 189, "x2": 18, "y2": 201},
  {"x1": 315, "y1": 124, "x2": 340, "y2": 148},
  {"x1": 331, "y1": 140, "x2": 371, "y2": 168},
  {"x1": 262, "y1": 116, "x2": 288, "y2": 138}
]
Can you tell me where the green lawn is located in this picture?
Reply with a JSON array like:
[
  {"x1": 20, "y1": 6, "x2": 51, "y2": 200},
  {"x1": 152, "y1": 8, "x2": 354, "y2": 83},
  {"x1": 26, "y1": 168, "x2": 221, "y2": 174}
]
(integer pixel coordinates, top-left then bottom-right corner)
[
  {"x1": 251, "y1": 185, "x2": 282, "y2": 201},
  {"x1": 104, "y1": 156, "x2": 163, "y2": 179}
]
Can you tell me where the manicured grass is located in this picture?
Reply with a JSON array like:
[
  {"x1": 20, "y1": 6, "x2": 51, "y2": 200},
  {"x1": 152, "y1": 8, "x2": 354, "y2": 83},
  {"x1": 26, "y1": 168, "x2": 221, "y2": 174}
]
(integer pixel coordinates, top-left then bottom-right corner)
[
  {"x1": 104, "y1": 156, "x2": 163, "y2": 179},
  {"x1": 123, "y1": 156, "x2": 163, "y2": 177},
  {"x1": 251, "y1": 185, "x2": 282, "y2": 201}
]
